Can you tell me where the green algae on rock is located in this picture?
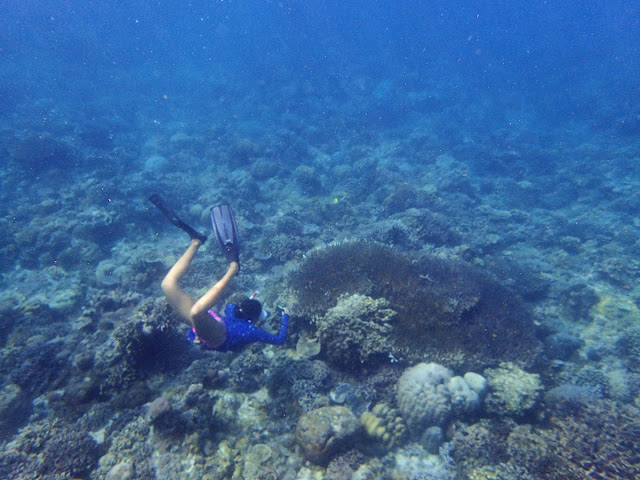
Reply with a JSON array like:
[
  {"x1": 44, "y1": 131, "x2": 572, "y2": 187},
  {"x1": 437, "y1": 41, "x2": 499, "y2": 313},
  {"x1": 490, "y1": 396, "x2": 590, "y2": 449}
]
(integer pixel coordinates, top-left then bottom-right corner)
[{"x1": 296, "y1": 406, "x2": 360, "y2": 465}]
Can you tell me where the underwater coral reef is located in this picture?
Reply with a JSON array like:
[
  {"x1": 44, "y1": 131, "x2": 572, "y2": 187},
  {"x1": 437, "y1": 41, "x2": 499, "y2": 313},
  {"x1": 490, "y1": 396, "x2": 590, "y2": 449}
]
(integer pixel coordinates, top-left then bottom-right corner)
[{"x1": 1, "y1": 1, "x2": 640, "y2": 478}]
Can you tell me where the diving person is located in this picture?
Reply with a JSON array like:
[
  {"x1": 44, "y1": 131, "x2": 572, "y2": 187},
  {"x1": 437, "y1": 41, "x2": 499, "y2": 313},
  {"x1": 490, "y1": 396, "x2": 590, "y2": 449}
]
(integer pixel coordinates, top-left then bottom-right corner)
[{"x1": 149, "y1": 194, "x2": 289, "y2": 351}]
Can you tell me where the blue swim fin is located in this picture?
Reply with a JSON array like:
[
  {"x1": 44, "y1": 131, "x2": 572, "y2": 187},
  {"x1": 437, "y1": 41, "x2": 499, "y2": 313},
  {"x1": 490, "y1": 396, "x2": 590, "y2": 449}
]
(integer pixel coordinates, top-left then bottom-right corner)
[
  {"x1": 150, "y1": 193, "x2": 207, "y2": 243},
  {"x1": 210, "y1": 204, "x2": 239, "y2": 264}
]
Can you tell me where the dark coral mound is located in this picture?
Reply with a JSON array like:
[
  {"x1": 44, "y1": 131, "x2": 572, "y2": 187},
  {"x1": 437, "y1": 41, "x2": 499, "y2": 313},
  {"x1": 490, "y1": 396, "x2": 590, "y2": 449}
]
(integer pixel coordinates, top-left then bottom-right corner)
[
  {"x1": 8, "y1": 341, "x2": 71, "y2": 397},
  {"x1": 267, "y1": 352, "x2": 333, "y2": 414},
  {"x1": 98, "y1": 298, "x2": 189, "y2": 400},
  {"x1": 289, "y1": 241, "x2": 540, "y2": 369},
  {"x1": 0, "y1": 419, "x2": 101, "y2": 479},
  {"x1": 450, "y1": 398, "x2": 640, "y2": 480}
]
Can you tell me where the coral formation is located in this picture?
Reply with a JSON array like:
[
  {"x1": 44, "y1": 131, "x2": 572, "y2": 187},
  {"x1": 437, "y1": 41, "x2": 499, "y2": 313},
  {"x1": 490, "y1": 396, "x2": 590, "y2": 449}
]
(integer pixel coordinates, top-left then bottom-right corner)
[
  {"x1": 242, "y1": 443, "x2": 281, "y2": 479},
  {"x1": 10, "y1": 134, "x2": 80, "y2": 171},
  {"x1": 466, "y1": 463, "x2": 534, "y2": 480},
  {"x1": 450, "y1": 372, "x2": 488, "y2": 417},
  {"x1": 8, "y1": 341, "x2": 71, "y2": 398},
  {"x1": 397, "y1": 362, "x2": 454, "y2": 432},
  {"x1": 616, "y1": 325, "x2": 640, "y2": 373},
  {"x1": 451, "y1": 397, "x2": 640, "y2": 479},
  {"x1": 2, "y1": 8, "x2": 639, "y2": 479},
  {"x1": 295, "y1": 334, "x2": 322, "y2": 358},
  {"x1": 98, "y1": 298, "x2": 189, "y2": 398},
  {"x1": 316, "y1": 293, "x2": 398, "y2": 369},
  {"x1": 544, "y1": 332, "x2": 583, "y2": 360},
  {"x1": 329, "y1": 383, "x2": 371, "y2": 414},
  {"x1": 267, "y1": 354, "x2": 333, "y2": 414},
  {"x1": 326, "y1": 450, "x2": 368, "y2": 480},
  {"x1": 0, "y1": 419, "x2": 101, "y2": 479},
  {"x1": 373, "y1": 207, "x2": 462, "y2": 249},
  {"x1": 105, "y1": 462, "x2": 134, "y2": 480},
  {"x1": 0, "y1": 383, "x2": 30, "y2": 436},
  {"x1": 289, "y1": 241, "x2": 540, "y2": 369},
  {"x1": 484, "y1": 362, "x2": 543, "y2": 417},
  {"x1": 91, "y1": 416, "x2": 156, "y2": 479},
  {"x1": 228, "y1": 350, "x2": 272, "y2": 393},
  {"x1": 296, "y1": 405, "x2": 361, "y2": 465},
  {"x1": 396, "y1": 362, "x2": 486, "y2": 436},
  {"x1": 390, "y1": 443, "x2": 458, "y2": 480},
  {"x1": 360, "y1": 402, "x2": 407, "y2": 448}
]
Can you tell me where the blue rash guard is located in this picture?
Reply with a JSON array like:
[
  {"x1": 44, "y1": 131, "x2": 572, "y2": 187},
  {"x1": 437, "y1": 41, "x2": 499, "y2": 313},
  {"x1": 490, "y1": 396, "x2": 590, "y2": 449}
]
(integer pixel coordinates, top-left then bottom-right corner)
[{"x1": 188, "y1": 303, "x2": 289, "y2": 352}]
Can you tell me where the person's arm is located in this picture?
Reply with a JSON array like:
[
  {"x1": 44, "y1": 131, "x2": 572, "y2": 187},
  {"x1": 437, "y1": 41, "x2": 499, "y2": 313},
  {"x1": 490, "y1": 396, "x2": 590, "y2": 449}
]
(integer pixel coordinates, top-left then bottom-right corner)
[{"x1": 251, "y1": 308, "x2": 290, "y2": 346}]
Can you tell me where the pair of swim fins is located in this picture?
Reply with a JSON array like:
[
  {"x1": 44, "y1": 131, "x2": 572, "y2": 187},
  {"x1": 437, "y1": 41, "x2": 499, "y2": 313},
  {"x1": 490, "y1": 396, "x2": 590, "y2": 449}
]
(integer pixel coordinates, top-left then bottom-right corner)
[{"x1": 149, "y1": 194, "x2": 239, "y2": 264}]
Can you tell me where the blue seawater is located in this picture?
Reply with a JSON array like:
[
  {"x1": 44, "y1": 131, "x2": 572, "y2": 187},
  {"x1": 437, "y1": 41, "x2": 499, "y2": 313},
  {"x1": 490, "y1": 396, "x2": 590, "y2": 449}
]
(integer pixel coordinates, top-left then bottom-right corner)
[{"x1": 0, "y1": 1, "x2": 639, "y2": 478}]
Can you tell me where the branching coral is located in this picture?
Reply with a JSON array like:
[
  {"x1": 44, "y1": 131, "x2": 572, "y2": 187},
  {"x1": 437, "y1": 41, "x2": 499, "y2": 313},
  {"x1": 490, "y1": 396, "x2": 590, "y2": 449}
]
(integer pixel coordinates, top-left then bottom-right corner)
[
  {"x1": 538, "y1": 400, "x2": 640, "y2": 479},
  {"x1": 98, "y1": 298, "x2": 188, "y2": 399}
]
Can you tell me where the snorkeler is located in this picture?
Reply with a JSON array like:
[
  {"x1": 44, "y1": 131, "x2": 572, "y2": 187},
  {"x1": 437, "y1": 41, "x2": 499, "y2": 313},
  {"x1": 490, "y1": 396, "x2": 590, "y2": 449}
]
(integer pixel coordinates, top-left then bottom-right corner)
[{"x1": 149, "y1": 194, "x2": 289, "y2": 351}]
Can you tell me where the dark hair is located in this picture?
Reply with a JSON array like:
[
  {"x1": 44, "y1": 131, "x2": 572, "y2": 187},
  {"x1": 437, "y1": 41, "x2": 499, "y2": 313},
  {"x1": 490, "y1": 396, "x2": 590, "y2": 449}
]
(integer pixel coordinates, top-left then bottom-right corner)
[{"x1": 236, "y1": 299, "x2": 262, "y2": 321}]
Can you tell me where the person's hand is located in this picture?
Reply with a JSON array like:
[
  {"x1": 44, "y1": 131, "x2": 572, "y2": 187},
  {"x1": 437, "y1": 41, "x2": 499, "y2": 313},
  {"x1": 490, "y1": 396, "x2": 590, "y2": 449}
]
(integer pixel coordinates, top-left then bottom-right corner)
[{"x1": 278, "y1": 305, "x2": 289, "y2": 316}]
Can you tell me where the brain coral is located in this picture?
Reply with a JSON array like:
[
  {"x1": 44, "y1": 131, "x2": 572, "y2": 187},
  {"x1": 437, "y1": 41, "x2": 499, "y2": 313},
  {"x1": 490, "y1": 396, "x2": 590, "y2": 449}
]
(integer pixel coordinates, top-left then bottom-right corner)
[
  {"x1": 396, "y1": 362, "x2": 487, "y2": 436},
  {"x1": 316, "y1": 293, "x2": 398, "y2": 369}
]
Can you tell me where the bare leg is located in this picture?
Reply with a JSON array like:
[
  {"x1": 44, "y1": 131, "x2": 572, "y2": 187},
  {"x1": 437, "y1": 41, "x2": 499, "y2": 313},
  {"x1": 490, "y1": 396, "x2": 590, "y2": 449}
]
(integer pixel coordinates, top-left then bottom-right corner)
[
  {"x1": 191, "y1": 261, "x2": 239, "y2": 346},
  {"x1": 161, "y1": 239, "x2": 202, "y2": 326},
  {"x1": 161, "y1": 238, "x2": 239, "y2": 346}
]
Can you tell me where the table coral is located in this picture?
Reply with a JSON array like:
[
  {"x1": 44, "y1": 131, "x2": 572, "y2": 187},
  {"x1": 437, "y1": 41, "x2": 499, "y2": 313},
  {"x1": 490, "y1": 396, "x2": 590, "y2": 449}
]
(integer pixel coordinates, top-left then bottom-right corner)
[{"x1": 289, "y1": 240, "x2": 540, "y2": 370}]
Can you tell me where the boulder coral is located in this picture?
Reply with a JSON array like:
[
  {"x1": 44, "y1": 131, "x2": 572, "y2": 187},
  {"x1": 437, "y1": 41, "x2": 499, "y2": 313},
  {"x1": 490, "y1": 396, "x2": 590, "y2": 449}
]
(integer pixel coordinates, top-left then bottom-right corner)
[{"x1": 396, "y1": 362, "x2": 486, "y2": 436}]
